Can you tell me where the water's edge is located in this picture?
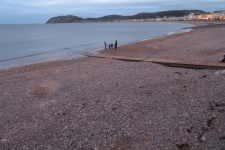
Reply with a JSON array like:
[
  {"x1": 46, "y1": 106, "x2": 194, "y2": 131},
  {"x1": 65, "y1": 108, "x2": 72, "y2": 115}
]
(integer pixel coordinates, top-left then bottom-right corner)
[{"x1": 0, "y1": 23, "x2": 194, "y2": 70}]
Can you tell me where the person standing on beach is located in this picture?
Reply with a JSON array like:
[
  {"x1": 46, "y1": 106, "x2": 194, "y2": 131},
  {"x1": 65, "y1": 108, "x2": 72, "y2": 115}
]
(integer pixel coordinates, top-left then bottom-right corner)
[
  {"x1": 221, "y1": 54, "x2": 225, "y2": 62},
  {"x1": 104, "y1": 41, "x2": 107, "y2": 49},
  {"x1": 111, "y1": 43, "x2": 113, "y2": 48},
  {"x1": 108, "y1": 44, "x2": 111, "y2": 49},
  {"x1": 115, "y1": 40, "x2": 117, "y2": 50}
]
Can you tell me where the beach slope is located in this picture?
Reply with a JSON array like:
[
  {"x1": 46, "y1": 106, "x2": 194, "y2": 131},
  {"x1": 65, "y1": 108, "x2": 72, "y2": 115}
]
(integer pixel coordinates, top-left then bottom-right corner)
[{"x1": 1, "y1": 21, "x2": 225, "y2": 149}]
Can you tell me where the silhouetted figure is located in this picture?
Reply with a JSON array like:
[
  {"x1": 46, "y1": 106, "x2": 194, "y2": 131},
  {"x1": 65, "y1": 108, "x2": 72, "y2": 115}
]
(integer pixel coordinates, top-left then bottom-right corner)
[
  {"x1": 221, "y1": 54, "x2": 225, "y2": 63},
  {"x1": 104, "y1": 41, "x2": 107, "y2": 49},
  {"x1": 115, "y1": 40, "x2": 117, "y2": 50},
  {"x1": 109, "y1": 44, "x2": 111, "y2": 49},
  {"x1": 111, "y1": 43, "x2": 113, "y2": 48}
]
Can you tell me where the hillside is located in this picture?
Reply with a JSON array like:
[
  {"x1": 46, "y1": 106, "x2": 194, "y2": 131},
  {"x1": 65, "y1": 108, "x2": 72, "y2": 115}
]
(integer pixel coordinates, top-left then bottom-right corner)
[
  {"x1": 46, "y1": 10, "x2": 206, "y2": 23},
  {"x1": 46, "y1": 15, "x2": 83, "y2": 23}
]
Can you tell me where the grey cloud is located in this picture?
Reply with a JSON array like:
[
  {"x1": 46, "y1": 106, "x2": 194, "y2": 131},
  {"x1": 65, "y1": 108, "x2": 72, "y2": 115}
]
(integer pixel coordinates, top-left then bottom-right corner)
[{"x1": 1, "y1": 0, "x2": 225, "y2": 23}]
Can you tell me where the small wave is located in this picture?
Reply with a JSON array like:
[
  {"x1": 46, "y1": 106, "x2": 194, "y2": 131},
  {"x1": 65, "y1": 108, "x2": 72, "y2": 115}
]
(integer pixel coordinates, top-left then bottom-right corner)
[
  {"x1": 0, "y1": 50, "x2": 63, "y2": 63},
  {"x1": 167, "y1": 32, "x2": 174, "y2": 35},
  {"x1": 0, "y1": 52, "x2": 50, "y2": 63},
  {"x1": 141, "y1": 38, "x2": 152, "y2": 41}
]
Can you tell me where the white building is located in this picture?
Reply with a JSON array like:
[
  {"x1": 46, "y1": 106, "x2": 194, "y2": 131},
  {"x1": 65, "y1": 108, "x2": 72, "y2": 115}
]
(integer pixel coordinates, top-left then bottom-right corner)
[
  {"x1": 155, "y1": 18, "x2": 162, "y2": 21},
  {"x1": 188, "y1": 13, "x2": 195, "y2": 20}
]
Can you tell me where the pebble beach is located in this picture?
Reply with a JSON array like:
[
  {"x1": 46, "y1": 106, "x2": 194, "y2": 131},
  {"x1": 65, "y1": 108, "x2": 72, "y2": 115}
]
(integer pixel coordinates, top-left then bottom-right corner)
[{"x1": 0, "y1": 21, "x2": 225, "y2": 150}]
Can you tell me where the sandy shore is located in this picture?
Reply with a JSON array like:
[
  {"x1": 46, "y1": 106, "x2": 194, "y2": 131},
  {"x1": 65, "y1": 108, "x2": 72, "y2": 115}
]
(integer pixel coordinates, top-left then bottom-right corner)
[{"x1": 1, "y1": 21, "x2": 225, "y2": 149}]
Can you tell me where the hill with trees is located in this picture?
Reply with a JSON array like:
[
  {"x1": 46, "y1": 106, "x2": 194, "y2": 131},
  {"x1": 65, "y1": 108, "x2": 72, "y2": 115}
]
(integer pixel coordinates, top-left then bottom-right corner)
[{"x1": 46, "y1": 10, "x2": 206, "y2": 23}]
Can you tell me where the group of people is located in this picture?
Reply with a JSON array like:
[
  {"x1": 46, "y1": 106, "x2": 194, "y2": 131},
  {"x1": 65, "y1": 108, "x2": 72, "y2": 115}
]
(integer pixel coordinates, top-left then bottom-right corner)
[{"x1": 104, "y1": 40, "x2": 117, "y2": 50}]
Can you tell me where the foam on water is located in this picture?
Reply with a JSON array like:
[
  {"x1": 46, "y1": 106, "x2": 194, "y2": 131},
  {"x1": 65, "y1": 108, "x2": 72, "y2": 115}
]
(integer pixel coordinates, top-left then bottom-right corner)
[{"x1": 167, "y1": 32, "x2": 174, "y2": 35}]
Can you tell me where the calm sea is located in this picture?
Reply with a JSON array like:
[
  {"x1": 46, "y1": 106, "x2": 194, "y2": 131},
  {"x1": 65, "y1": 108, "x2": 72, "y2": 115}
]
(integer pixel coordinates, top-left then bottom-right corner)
[{"x1": 0, "y1": 22, "x2": 194, "y2": 69}]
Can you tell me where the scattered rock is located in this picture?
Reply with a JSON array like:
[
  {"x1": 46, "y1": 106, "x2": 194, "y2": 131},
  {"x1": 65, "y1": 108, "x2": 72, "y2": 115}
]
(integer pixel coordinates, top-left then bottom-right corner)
[
  {"x1": 182, "y1": 138, "x2": 188, "y2": 145},
  {"x1": 175, "y1": 72, "x2": 182, "y2": 75},
  {"x1": 202, "y1": 75, "x2": 207, "y2": 78},
  {"x1": 197, "y1": 127, "x2": 211, "y2": 142},
  {"x1": 207, "y1": 116, "x2": 217, "y2": 127},
  {"x1": 30, "y1": 116, "x2": 37, "y2": 122},
  {"x1": 219, "y1": 136, "x2": 225, "y2": 139},
  {"x1": 82, "y1": 103, "x2": 88, "y2": 108},
  {"x1": 1, "y1": 139, "x2": 8, "y2": 142},
  {"x1": 201, "y1": 136, "x2": 206, "y2": 141},
  {"x1": 187, "y1": 126, "x2": 194, "y2": 133},
  {"x1": 209, "y1": 101, "x2": 215, "y2": 110},
  {"x1": 215, "y1": 102, "x2": 225, "y2": 107},
  {"x1": 176, "y1": 138, "x2": 190, "y2": 150},
  {"x1": 218, "y1": 109, "x2": 225, "y2": 113},
  {"x1": 199, "y1": 75, "x2": 207, "y2": 79},
  {"x1": 176, "y1": 143, "x2": 190, "y2": 150},
  {"x1": 57, "y1": 112, "x2": 66, "y2": 115},
  {"x1": 146, "y1": 92, "x2": 152, "y2": 96}
]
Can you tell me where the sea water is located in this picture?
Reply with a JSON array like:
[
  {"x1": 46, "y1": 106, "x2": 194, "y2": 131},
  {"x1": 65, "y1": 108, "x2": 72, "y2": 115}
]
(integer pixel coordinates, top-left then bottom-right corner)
[{"x1": 0, "y1": 22, "x2": 194, "y2": 69}]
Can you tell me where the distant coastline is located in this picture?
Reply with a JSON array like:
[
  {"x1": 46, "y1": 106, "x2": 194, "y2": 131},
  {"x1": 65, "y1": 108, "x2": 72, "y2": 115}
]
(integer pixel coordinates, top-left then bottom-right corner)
[
  {"x1": 46, "y1": 10, "x2": 206, "y2": 23},
  {"x1": 0, "y1": 22, "x2": 192, "y2": 70}
]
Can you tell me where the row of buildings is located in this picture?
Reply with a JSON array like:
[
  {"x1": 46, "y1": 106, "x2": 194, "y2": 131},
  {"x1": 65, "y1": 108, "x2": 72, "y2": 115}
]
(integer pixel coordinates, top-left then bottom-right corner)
[{"x1": 116, "y1": 10, "x2": 225, "y2": 22}]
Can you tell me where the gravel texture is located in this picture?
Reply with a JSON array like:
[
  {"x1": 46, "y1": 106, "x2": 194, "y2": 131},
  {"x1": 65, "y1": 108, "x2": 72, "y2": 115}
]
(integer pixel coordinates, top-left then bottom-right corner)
[{"x1": 0, "y1": 21, "x2": 225, "y2": 150}]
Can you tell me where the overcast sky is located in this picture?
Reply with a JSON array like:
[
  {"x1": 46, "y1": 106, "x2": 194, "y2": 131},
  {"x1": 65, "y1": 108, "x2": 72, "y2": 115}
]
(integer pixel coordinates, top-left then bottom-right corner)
[{"x1": 0, "y1": 0, "x2": 224, "y2": 24}]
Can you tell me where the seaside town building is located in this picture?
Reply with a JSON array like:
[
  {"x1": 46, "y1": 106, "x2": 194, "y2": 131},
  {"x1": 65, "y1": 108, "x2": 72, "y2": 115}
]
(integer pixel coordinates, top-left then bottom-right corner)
[
  {"x1": 188, "y1": 13, "x2": 195, "y2": 20},
  {"x1": 114, "y1": 10, "x2": 225, "y2": 22},
  {"x1": 196, "y1": 11, "x2": 225, "y2": 20}
]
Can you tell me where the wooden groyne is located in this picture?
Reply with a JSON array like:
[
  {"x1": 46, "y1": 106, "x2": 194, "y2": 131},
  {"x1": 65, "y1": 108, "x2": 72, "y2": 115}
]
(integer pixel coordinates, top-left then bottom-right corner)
[{"x1": 86, "y1": 53, "x2": 225, "y2": 69}]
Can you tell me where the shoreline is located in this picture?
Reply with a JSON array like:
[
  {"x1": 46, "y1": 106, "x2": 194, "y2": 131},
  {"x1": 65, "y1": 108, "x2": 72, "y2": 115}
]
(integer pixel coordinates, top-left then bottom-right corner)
[
  {"x1": 2, "y1": 20, "x2": 225, "y2": 71},
  {"x1": 1, "y1": 21, "x2": 225, "y2": 149},
  {"x1": 100, "y1": 22, "x2": 225, "y2": 61},
  {"x1": 0, "y1": 21, "x2": 193, "y2": 71}
]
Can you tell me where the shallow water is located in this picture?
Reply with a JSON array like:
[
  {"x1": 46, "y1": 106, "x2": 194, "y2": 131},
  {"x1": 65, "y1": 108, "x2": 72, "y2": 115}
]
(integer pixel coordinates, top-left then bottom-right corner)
[{"x1": 0, "y1": 22, "x2": 194, "y2": 69}]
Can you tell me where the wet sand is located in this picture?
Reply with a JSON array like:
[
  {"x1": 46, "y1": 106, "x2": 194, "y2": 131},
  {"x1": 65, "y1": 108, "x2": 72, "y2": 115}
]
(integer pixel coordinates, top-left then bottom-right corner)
[{"x1": 0, "y1": 21, "x2": 225, "y2": 149}]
